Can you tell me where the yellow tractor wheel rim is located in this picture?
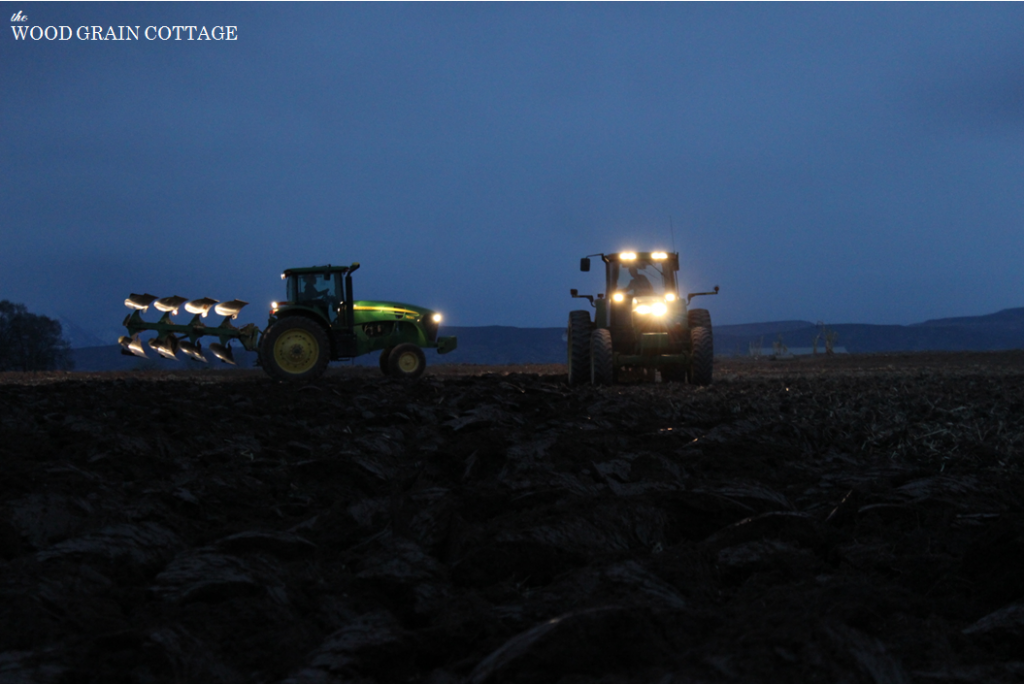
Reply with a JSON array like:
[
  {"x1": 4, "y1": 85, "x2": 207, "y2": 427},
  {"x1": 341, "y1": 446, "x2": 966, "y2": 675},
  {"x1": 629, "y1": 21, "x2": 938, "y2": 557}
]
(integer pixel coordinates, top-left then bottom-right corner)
[
  {"x1": 273, "y1": 329, "x2": 319, "y2": 374},
  {"x1": 396, "y1": 351, "x2": 421, "y2": 373}
]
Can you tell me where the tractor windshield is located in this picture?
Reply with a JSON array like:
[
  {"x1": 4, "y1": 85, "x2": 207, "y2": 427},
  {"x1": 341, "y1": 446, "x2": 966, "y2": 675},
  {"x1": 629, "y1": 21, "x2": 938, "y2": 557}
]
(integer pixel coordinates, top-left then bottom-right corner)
[
  {"x1": 289, "y1": 273, "x2": 339, "y2": 316},
  {"x1": 612, "y1": 260, "x2": 674, "y2": 297},
  {"x1": 297, "y1": 274, "x2": 332, "y2": 302}
]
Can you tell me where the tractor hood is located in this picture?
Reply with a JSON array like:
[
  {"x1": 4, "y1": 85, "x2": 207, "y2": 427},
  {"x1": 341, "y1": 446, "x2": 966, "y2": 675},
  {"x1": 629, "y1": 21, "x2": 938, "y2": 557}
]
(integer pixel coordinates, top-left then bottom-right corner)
[
  {"x1": 350, "y1": 299, "x2": 454, "y2": 352},
  {"x1": 352, "y1": 300, "x2": 438, "y2": 322}
]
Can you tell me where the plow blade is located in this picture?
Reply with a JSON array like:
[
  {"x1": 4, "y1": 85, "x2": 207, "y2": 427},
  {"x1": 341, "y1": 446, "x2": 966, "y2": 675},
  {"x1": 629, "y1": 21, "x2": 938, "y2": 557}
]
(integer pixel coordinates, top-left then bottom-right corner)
[
  {"x1": 185, "y1": 297, "x2": 219, "y2": 317},
  {"x1": 209, "y1": 342, "x2": 236, "y2": 365},
  {"x1": 125, "y1": 294, "x2": 159, "y2": 312},
  {"x1": 214, "y1": 299, "x2": 248, "y2": 319},
  {"x1": 148, "y1": 335, "x2": 180, "y2": 360},
  {"x1": 119, "y1": 334, "x2": 149, "y2": 358},
  {"x1": 154, "y1": 296, "x2": 189, "y2": 314},
  {"x1": 178, "y1": 339, "x2": 207, "y2": 362}
]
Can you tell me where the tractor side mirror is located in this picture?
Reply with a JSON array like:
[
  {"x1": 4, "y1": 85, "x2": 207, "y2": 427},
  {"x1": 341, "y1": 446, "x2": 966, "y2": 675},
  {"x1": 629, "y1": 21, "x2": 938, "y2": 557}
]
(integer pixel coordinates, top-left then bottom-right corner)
[
  {"x1": 580, "y1": 258, "x2": 590, "y2": 272},
  {"x1": 570, "y1": 289, "x2": 578, "y2": 297}
]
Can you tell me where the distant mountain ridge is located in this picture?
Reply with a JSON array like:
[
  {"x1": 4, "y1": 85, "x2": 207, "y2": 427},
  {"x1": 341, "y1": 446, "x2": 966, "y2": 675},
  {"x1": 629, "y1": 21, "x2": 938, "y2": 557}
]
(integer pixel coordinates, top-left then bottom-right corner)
[
  {"x1": 715, "y1": 307, "x2": 1024, "y2": 356},
  {"x1": 65, "y1": 308, "x2": 1024, "y2": 371}
]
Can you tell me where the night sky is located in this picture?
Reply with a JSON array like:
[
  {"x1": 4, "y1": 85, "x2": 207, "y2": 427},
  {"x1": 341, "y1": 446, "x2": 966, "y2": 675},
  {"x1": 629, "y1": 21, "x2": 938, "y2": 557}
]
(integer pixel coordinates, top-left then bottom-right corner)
[{"x1": 3, "y1": 2, "x2": 1023, "y2": 343}]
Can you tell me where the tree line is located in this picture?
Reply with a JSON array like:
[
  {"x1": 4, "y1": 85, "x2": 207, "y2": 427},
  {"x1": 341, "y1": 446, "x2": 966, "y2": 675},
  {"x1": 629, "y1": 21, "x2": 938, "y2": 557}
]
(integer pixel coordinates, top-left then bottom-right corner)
[{"x1": 0, "y1": 301, "x2": 73, "y2": 371}]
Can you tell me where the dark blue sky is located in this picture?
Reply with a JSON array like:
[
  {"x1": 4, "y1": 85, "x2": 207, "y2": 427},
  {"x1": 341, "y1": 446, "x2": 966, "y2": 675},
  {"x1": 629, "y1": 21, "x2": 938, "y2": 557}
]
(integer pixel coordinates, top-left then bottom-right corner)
[{"x1": 3, "y1": 2, "x2": 1023, "y2": 341}]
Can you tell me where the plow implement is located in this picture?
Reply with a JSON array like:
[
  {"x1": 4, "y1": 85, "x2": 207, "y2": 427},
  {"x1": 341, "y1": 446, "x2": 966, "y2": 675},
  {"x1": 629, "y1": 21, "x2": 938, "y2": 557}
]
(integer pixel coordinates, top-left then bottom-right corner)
[{"x1": 119, "y1": 294, "x2": 260, "y2": 365}]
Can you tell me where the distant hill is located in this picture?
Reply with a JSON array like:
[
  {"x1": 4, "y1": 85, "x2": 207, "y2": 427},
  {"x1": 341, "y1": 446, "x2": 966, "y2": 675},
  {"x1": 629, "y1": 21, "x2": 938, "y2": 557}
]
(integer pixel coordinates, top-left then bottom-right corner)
[
  {"x1": 58, "y1": 317, "x2": 107, "y2": 349},
  {"x1": 66, "y1": 309, "x2": 1024, "y2": 371},
  {"x1": 714, "y1": 320, "x2": 816, "y2": 338},
  {"x1": 716, "y1": 308, "x2": 1024, "y2": 356}
]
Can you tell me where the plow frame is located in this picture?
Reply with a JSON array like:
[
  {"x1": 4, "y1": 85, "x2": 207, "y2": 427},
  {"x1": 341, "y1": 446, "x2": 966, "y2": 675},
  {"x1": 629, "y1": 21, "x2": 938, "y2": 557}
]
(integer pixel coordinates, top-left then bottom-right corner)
[{"x1": 122, "y1": 309, "x2": 261, "y2": 354}]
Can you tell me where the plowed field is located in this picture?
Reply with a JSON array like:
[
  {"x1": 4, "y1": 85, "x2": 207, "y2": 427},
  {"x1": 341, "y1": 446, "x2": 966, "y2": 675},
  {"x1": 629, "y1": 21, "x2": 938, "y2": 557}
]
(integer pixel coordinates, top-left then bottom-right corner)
[{"x1": 1, "y1": 352, "x2": 1022, "y2": 683}]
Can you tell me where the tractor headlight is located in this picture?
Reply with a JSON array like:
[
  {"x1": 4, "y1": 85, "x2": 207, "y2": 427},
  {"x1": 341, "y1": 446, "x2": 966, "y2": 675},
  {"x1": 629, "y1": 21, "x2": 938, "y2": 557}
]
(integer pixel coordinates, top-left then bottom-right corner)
[
  {"x1": 619, "y1": 252, "x2": 637, "y2": 261},
  {"x1": 635, "y1": 304, "x2": 651, "y2": 315},
  {"x1": 651, "y1": 252, "x2": 668, "y2": 260},
  {"x1": 432, "y1": 313, "x2": 442, "y2": 323},
  {"x1": 271, "y1": 301, "x2": 278, "y2": 309},
  {"x1": 664, "y1": 293, "x2": 676, "y2": 302},
  {"x1": 612, "y1": 292, "x2": 625, "y2": 303},
  {"x1": 652, "y1": 302, "x2": 667, "y2": 316}
]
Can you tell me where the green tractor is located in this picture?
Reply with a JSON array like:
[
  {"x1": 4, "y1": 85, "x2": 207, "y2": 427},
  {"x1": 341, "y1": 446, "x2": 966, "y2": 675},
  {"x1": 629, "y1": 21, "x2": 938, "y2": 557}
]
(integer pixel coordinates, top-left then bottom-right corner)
[
  {"x1": 567, "y1": 251, "x2": 718, "y2": 386},
  {"x1": 119, "y1": 262, "x2": 456, "y2": 382}
]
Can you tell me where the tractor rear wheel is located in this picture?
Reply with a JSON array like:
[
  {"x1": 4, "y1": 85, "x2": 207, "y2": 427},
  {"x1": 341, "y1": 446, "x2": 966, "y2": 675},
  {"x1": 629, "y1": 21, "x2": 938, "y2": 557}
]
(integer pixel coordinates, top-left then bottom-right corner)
[
  {"x1": 688, "y1": 308, "x2": 712, "y2": 331},
  {"x1": 590, "y1": 328, "x2": 615, "y2": 385},
  {"x1": 690, "y1": 325, "x2": 714, "y2": 386},
  {"x1": 567, "y1": 310, "x2": 592, "y2": 386},
  {"x1": 388, "y1": 343, "x2": 427, "y2": 380},
  {"x1": 379, "y1": 346, "x2": 395, "y2": 376},
  {"x1": 262, "y1": 317, "x2": 330, "y2": 382}
]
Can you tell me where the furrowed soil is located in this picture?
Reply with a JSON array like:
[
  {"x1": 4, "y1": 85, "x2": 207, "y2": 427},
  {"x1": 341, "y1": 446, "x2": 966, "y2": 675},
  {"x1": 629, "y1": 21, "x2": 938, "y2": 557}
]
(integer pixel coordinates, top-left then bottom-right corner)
[{"x1": 1, "y1": 352, "x2": 1023, "y2": 683}]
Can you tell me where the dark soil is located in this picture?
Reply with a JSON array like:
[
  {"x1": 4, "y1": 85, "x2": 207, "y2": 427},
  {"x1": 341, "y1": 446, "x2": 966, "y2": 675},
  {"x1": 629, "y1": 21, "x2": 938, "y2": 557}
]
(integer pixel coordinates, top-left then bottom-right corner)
[{"x1": 1, "y1": 352, "x2": 1023, "y2": 683}]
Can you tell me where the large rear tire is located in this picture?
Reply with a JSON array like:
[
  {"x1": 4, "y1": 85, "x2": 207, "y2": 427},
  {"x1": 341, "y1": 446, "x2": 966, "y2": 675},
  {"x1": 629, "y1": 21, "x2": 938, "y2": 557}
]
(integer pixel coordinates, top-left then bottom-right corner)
[
  {"x1": 262, "y1": 316, "x2": 331, "y2": 383},
  {"x1": 567, "y1": 310, "x2": 592, "y2": 386},
  {"x1": 590, "y1": 328, "x2": 615, "y2": 385},
  {"x1": 690, "y1": 325, "x2": 714, "y2": 386},
  {"x1": 379, "y1": 346, "x2": 395, "y2": 376},
  {"x1": 688, "y1": 308, "x2": 712, "y2": 332},
  {"x1": 388, "y1": 343, "x2": 427, "y2": 380}
]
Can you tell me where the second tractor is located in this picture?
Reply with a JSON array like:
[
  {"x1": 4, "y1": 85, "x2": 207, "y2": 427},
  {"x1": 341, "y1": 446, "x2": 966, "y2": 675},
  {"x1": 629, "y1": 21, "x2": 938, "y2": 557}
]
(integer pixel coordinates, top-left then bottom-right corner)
[{"x1": 568, "y1": 251, "x2": 718, "y2": 386}]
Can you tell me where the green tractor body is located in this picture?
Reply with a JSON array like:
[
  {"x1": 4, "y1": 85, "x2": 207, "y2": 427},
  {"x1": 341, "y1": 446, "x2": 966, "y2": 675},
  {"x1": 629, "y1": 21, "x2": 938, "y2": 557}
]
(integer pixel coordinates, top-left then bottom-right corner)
[
  {"x1": 120, "y1": 262, "x2": 456, "y2": 381},
  {"x1": 567, "y1": 251, "x2": 718, "y2": 386}
]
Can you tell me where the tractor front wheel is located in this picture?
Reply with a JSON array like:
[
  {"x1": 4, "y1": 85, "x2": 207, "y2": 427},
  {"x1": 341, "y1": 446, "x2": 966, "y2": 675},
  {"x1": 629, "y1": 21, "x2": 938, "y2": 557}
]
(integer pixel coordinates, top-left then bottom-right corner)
[
  {"x1": 590, "y1": 328, "x2": 615, "y2": 385},
  {"x1": 379, "y1": 346, "x2": 395, "y2": 376},
  {"x1": 262, "y1": 317, "x2": 330, "y2": 382},
  {"x1": 388, "y1": 343, "x2": 427, "y2": 380},
  {"x1": 567, "y1": 310, "x2": 592, "y2": 386},
  {"x1": 690, "y1": 325, "x2": 714, "y2": 386}
]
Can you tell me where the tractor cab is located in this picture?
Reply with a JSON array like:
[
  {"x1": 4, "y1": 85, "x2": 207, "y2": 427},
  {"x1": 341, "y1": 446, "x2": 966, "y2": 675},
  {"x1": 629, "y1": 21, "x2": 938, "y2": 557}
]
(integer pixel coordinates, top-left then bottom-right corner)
[
  {"x1": 605, "y1": 252, "x2": 678, "y2": 298},
  {"x1": 578, "y1": 252, "x2": 682, "y2": 331},
  {"x1": 282, "y1": 265, "x2": 351, "y2": 322}
]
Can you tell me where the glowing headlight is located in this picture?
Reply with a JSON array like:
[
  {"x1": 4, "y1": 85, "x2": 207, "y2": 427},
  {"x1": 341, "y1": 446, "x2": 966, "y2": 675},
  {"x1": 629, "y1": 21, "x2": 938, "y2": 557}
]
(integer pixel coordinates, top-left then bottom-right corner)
[
  {"x1": 652, "y1": 302, "x2": 668, "y2": 316},
  {"x1": 651, "y1": 252, "x2": 668, "y2": 260},
  {"x1": 619, "y1": 252, "x2": 637, "y2": 260},
  {"x1": 664, "y1": 293, "x2": 676, "y2": 302},
  {"x1": 271, "y1": 301, "x2": 278, "y2": 309},
  {"x1": 635, "y1": 304, "x2": 651, "y2": 314},
  {"x1": 432, "y1": 313, "x2": 442, "y2": 323},
  {"x1": 280, "y1": 273, "x2": 286, "y2": 280},
  {"x1": 612, "y1": 292, "x2": 625, "y2": 303}
]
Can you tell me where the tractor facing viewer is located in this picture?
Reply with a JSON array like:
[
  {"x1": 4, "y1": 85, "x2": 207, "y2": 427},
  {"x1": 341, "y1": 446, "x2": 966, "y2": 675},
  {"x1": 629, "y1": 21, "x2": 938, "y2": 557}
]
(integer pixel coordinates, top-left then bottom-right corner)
[{"x1": 568, "y1": 251, "x2": 718, "y2": 386}]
